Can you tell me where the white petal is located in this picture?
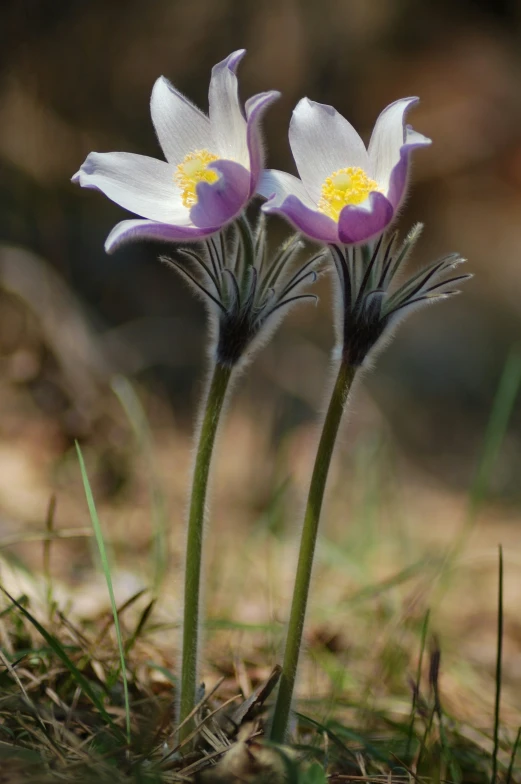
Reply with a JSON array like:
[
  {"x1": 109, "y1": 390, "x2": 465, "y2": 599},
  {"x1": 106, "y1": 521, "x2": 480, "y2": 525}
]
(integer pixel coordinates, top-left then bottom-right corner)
[
  {"x1": 257, "y1": 169, "x2": 316, "y2": 208},
  {"x1": 74, "y1": 151, "x2": 191, "y2": 224},
  {"x1": 208, "y1": 50, "x2": 249, "y2": 168},
  {"x1": 289, "y1": 98, "x2": 370, "y2": 203},
  {"x1": 150, "y1": 76, "x2": 212, "y2": 165},
  {"x1": 368, "y1": 97, "x2": 430, "y2": 193}
]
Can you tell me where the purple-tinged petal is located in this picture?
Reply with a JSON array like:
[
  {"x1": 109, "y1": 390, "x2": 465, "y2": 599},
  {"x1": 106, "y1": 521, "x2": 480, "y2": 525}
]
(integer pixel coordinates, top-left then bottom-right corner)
[
  {"x1": 289, "y1": 98, "x2": 370, "y2": 203},
  {"x1": 150, "y1": 76, "x2": 212, "y2": 165},
  {"x1": 189, "y1": 159, "x2": 250, "y2": 229},
  {"x1": 263, "y1": 194, "x2": 338, "y2": 243},
  {"x1": 245, "y1": 90, "x2": 280, "y2": 194},
  {"x1": 367, "y1": 97, "x2": 431, "y2": 197},
  {"x1": 260, "y1": 170, "x2": 338, "y2": 243},
  {"x1": 386, "y1": 124, "x2": 431, "y2": 211},
  {"x1": 209, "y1": 50, "x2": 249, "y2": 168},
  {"x1": 73, "y1": 151, "x2": 190, "y2": 224},
  {"x1": 337, "y1": 191, "x2": 394, "y2": 245},
  {"x1": 105, "y1": 218, "x2": 218, "y2": 253}
]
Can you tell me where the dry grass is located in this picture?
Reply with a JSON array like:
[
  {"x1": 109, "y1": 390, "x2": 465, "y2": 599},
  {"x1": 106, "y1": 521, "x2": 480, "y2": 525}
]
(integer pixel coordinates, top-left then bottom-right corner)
[
  {"x1": 0, "y1": 395, "x2": 519, "y2": 781},
  {"x1": 0, "y1": 249, "x2": 519, "y2": 781}
]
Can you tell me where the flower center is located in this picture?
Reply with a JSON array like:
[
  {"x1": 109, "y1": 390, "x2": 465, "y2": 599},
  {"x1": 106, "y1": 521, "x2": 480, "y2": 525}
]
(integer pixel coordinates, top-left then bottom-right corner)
[
  {"x1": 175, "y1": 149, "x2": 220, "y2": 208},
  {"x1": 318, "y1": 166, "x2": 379, "y2": 221}
]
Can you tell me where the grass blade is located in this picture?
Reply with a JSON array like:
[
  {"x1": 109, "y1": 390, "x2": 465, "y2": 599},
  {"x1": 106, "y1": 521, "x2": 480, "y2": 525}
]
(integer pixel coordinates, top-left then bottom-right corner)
[
  {"x1": 0, "y1": 585, "x2": 117, "y2": 732},
  {"x1": 491, "y1": 545, "x2": 503, "y2": 784},
  {"x1": 298, "y1": 713, "x2": 386, "y2": 764},
  {"x1": 470, "y1": 348, "x2": 521, "y2": 518},
  {"x1": 406, "y1": 608, "x2": 430, "y2": 760},
  {"x1": 76, "y1": 441, "x2": 131, "y2": 746},
  {"x1": 342, "y1": 558, "x2": 434, "y2": 605},
  {"x1": 435, "y1": 347, "x2": 521, "y2": 600},
  {"x1": 506, "y1": 726, "x2": 521, "y2": 784},
  {"x1": 124, "y1": 598, "x2": 155, "y2": 655},
  {"x1": 111, "y1": 374, "x2": 168, "y2": 596},
  {"x1": 43, "y1": 494, "x2": 57, "y2": 618}
]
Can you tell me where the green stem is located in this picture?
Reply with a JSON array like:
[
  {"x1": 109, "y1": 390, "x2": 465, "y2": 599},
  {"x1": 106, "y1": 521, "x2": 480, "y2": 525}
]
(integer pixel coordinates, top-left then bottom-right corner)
[
  {"x1": 270, "y1": 358, "x2": 356, "y2": 742},
  {"x1": 179, "y1": 361, "x2": 233, "y2": 741}
]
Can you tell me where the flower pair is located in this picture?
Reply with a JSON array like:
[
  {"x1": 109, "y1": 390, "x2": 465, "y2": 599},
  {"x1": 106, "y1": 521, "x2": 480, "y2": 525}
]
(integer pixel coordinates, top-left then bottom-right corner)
[
  {"x1": 73, "y1": 49, "x2": 430, "y2": 251},
  {"x1": 73, "y1": 49, "x2": 471, "y2": 745}
]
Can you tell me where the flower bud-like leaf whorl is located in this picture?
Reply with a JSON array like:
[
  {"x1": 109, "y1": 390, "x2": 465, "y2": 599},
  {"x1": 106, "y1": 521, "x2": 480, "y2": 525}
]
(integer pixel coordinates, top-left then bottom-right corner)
[
  {"x1": 331, "y1": 225, "x2": 472, "y2": 367},
  {"x1": 162, "y1": 215, "x2": 322, "y2": 367}
]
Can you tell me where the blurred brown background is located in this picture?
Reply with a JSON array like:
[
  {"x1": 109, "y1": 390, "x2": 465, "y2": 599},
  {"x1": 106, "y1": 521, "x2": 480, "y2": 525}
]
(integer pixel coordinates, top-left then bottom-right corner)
[
  {"x1": 0, "y1": 0, "x2": 521, "y2": 719},
  {"x1": 1, "y1": 0, "x2": 521, "y2": 477}
]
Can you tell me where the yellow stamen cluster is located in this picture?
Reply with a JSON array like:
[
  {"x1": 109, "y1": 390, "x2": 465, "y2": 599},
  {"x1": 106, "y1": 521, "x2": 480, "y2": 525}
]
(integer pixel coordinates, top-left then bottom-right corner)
[
  {"x1": 318, "y1": 166, "x2": 379, "y2": 222},
  {"x1": 175, "y1": 149, "x2": 220, "y2": 208}
]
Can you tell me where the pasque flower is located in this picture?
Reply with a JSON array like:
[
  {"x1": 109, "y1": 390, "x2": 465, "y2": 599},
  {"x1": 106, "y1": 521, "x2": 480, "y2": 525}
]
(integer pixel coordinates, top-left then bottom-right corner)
[
  {"x1": 72, "y1": 50, "x2": 279, "y2": 252},
  {"x1": 258, "y1": 97, "x2": 430, "y2": 245},
  {"x1": 263, "y1": 98, "x2": 471, "y2": 744}
]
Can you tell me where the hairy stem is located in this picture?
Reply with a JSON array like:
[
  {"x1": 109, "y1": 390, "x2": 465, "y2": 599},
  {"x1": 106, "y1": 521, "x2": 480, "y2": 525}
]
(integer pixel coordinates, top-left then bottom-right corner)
[
  {"x1": 179, "y1": 361, "x2": 233, "y2": 741},
  {"x1": 270, "y1": 359, "x2": 356, "y2": 742}
]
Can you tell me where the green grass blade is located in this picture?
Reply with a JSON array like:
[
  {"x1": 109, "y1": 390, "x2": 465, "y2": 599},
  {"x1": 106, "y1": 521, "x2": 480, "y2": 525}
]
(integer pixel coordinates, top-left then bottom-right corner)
[
  {"x1": 416, "y1": 610, "x2": 430, "y2": 705},
  {"x1": 506, "y1": 726, "x2": 521, "y2": 784},
  {"x1": 111, "y1": 375, "x2": 168, "y2": 595},
  {"x1": 125, "y1": 598, "x2": 155, "y2": 655},
  {"x1": 435, "y1": 348, "x2": 521, "y2": 600},
  {"x1": 299, "y1": 761, "x2": 328, "y2": 783},
  {"x1": 0, "y1": 594, "x2": 28, "y2": 618},
  {"x1": 406, "y1": 609, "x2": 430, "y2": 760},
  {"x1": 76, "y1": 441, "x2": 131, "y2": 745},
  {"x1": 298, "y1": 713, "x2": 386, "y2": 764},
  {"x1": 470, "y1": 348, "x2": 521, "y2": 518},
  {"x1": 147, "y1": 662, "x2": 178, "y2": 685},
  {"x1": 342, "y1": 557, "x2": 434, "y2": 605},
  {"x1": 0, "y1": 585, "x2": 117, "y2": 732},
  {"x1": 491, "y1": 545, "x2": 503, "y2": 784}
]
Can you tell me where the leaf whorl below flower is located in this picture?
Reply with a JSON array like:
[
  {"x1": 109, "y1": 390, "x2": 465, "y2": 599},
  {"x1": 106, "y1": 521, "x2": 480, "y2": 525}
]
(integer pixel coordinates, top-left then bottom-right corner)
[
  {"x1": 330, "y1": 225, "x2": 472, "y2": 367},
  {"x1": 162, "y1": 216, "x2": 322, "y2": 367}
]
